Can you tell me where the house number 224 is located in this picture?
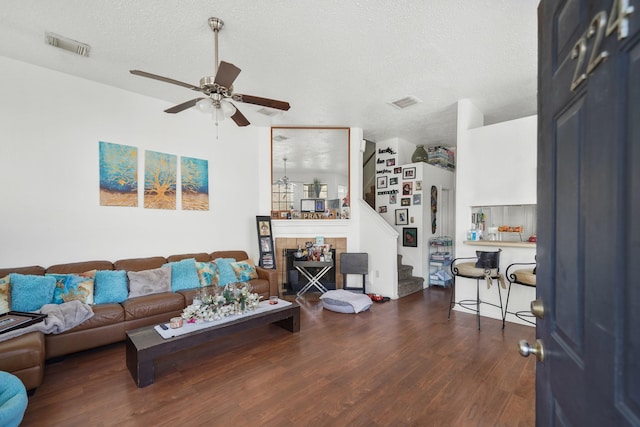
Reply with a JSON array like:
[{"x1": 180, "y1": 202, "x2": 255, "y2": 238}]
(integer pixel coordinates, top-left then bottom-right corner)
[{"x1": 570, "y1": 0, "x2": 634, "y2": 91}]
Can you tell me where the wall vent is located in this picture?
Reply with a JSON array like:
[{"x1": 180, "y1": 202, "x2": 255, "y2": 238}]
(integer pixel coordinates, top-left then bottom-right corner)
[
  {"x1": 45, "y1": 32, "x2": 91, "y2": 57},
  {"x1": 388, "y1": 95, "x2": 422, "y2": 110}
]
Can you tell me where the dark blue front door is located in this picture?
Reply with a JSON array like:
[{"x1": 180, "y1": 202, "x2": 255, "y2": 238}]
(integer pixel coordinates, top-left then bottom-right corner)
[{"x1": 537, "y1": 0, "x2": 639, "y2": 424}]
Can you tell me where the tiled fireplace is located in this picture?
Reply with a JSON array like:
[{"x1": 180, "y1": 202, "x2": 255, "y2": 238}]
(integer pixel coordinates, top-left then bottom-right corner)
[{"x1": 274, "y1": 237, "x2": 347, "y2": 295}]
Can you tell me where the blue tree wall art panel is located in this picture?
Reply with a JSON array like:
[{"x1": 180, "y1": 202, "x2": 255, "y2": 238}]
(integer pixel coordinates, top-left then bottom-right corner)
[
  {"x1": 99, "y1": 141, "x2": 138, "y2": 207},
  {"x1": 181, "y1": 156, "x2": 209, "y2": 211},
  {"x1": 144, "y1": 150, "x2": 177, "y2": 210}
]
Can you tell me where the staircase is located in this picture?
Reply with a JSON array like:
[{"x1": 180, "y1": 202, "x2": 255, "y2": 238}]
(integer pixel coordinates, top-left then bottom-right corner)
[
  {"x1": 397, "y1": 255, "x2": 424, "y2": 298},
  {"x1": 364, "y1": 185, "x2": 375, "y2": 209}
]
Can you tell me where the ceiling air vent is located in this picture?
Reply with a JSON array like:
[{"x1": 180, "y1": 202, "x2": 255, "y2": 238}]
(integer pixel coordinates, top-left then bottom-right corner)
[
  {"x1": 45, "y1": 32, "x2": 91, "y2": 57},
  {"x1": 388, "y1": 95, "x2": 422, "y2": 110}
]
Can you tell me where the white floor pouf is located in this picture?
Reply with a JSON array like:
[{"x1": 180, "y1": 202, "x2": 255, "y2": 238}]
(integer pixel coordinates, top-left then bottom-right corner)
[{"x1": 320, "y1": 289, "x2": 372, "y2": 313}]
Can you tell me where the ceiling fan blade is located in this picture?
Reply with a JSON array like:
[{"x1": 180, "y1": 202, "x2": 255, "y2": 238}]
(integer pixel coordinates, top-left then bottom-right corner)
[
  {"x1": 229, "y1": 104, "x2": 250, "y2": 127},
  {"x1": 214, "y1": 61, "x2": 241, "y2": 89},
  {"x1": 164, "y1": 98, "x2": 205, "y2": 114},
  {"x1": 130, "y1": 70, "x2": 202, "y2": 92},
  {"x1": 232, "y1": 94, "x2": 291, "y2": 111}
]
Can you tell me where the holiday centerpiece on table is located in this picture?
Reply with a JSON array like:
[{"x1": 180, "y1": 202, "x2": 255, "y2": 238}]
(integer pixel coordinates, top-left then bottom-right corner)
[{"x1": 181, "y1": 283, "x2": 262, "y2": 323}]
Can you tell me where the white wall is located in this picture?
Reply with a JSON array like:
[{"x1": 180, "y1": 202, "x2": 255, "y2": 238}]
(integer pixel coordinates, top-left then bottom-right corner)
[
  {"x1": 415, "y1": 163, "x2": 455, "y2": 283},
  {"x1": 358, "y1": 199, "x2": 399, "y2": 298},
  {"x1": 0, "y1": 57, "x2": 400, "y2": 295},
  {"x1": 455, "y1": 99, "x2": 537, "y2": 326},
  {"x1": 0, "y1": 56, "x2": 264, "y2": 267}
]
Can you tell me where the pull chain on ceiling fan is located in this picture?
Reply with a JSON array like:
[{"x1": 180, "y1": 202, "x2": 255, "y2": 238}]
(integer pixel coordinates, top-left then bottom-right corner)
[{"x1": 130, "y1": 17, "x2": 290, "y2": 130}]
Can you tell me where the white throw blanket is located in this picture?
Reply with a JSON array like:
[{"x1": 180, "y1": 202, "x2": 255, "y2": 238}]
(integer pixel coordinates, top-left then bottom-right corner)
[{"x1": 0, "y1": 300, "x2": 94, "y2": 343}]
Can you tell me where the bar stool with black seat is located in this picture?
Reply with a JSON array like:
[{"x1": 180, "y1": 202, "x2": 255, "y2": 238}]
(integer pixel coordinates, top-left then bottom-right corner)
[
  {"x1": 502, "y1": 262, "x2": 537, "y2": 328},
  {"x1": 448, "y1": 249, "x2": 505, "y2": 330}
]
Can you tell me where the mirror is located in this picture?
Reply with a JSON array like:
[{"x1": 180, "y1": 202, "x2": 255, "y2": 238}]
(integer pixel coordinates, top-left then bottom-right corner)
[{"x1": 271, "y1": 127, "x2": 350, "y2": 219}]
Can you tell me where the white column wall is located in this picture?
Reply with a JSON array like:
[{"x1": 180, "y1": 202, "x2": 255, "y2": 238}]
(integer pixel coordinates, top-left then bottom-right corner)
[{"x1": 455, "y1": 99, "x2": 537, "y2": 326}]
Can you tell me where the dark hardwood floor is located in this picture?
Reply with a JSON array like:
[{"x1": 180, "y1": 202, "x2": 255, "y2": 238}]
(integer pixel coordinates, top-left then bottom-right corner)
[{"x1": 22, "y1": 287, "x2": 535, "y2": 426}]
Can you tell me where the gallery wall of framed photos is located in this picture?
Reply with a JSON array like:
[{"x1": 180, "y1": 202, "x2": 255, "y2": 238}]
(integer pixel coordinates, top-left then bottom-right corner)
[{"x1": 373, "y1": 142, "x2": 455, "y2": 282}]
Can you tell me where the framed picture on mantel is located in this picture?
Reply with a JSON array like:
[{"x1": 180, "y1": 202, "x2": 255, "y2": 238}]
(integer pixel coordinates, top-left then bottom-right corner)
[{"x1": 256, "y1": 215, "x2": 276, "y2": 269}]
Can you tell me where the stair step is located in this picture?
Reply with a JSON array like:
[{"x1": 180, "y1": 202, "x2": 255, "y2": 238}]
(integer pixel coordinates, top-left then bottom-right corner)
[
  {"x1": 398, "y1": 264, "x2": 414, "y2": 280},
  {"x1": 397, "y1": 254, "x2": 423, "y2": 297},
  {"x1": 398, "y1": 277, "x2": 424, "y2": 298}
]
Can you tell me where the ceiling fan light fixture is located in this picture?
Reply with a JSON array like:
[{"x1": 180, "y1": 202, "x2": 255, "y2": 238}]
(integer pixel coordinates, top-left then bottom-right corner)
[
  {"x1": 196, "y1": 98, "x2": 214, "y2": 113},
  {"x1": 129, "y1": 16, "x2": 289, "y2": 128},
  {"x1": 277, "y1": 157, "x2": 290, "y2": 186},
  {"x1": 221, "y1": 101, "x2": 236, "y2": 118}
]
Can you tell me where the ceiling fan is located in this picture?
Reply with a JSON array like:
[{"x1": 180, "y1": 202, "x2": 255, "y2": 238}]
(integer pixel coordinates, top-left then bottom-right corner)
[{"x1": 129, "y1": 17, "x2": 290, "y2": 127}]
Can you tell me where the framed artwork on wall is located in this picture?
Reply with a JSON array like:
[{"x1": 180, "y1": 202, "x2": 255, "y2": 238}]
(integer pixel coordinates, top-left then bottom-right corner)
[
  {"x1": 390, "y1": 177, "x2": 398, "y2": 185},
  {"x1": 260, "y1": 236, "x2": 272, "y2": 253},
  {"x1": 413, "y1": 194, "x2": 422, "y2": 205},
  {"x1": 395, "y1": 208, "x2": 409, "y2": 225},
  {"x1": 402, "y1": 182, "x2": 413, "y2": 195},
  {"x1": 402, "y1": 227, "x2": 418, "y2": 247},
  {"x1": 401, "y1": 197, "x2": 411, "y2": 206},
  {"x1": 301, "y1": 199, "x2": 315, "y2": 212},
  {"x1": 377, "y1": 176, "x2": 388, "y2": 189},
  {"x1": 403, "y1": 167, "x2": 416, "y2": 179}
]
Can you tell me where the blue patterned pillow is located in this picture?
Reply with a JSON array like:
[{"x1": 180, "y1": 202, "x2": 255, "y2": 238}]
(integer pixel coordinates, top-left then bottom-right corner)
[
  {"x1": 165, "y1": 258, "x2": 200, "y2": 291},
  {"x1": 94, "y1": 270, "x2": 128, "y2": 304},
  {"x1": 195, "y1": 261, "x2": 219, "y2": 287},
  {"x1": 231, "y1": 259, "x2": 259, "y2": 282},
  {"x1": 215, "y1": 258, "x2": 237, "y2": 287},
  {"x1": 48, "y1": 272, "x2": 95, "y2": 304},
  {"x1": 9, "y1": 273, "x2": 56, "y2": 312}
]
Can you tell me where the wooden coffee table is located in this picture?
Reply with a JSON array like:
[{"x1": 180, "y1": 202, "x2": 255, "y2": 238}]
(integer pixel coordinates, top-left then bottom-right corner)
[{"x1": 126, "y1": 301, "x2": 300, "y2": 387}]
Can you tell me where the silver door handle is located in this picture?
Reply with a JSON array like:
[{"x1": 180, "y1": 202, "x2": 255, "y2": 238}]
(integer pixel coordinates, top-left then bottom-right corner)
[{"x1": 518, "y1": 339, "x2": 544, "y2": 362}]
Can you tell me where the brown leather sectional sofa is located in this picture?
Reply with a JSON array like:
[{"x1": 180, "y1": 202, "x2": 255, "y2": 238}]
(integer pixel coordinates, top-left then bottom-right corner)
[{"x1": 0, "y1": 250, "x2": 277, "y2": 392}]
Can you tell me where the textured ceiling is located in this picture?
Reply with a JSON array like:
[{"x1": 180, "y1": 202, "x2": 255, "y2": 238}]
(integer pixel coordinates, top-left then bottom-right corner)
[{"x1": 0, "y1": 0, "x2": 538, "y2": 147}]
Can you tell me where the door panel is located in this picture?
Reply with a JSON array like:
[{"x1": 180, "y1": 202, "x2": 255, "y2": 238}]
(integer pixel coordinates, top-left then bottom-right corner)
[
  {"x1": 554, "y1": 99, "x2": 584, "y2": 354},
  {"x1": 538, "y1": 0, "x2": 640, "y2": 425},
  {"x1": 624, "y1": 39, "x2": 640, "y2": 420}
]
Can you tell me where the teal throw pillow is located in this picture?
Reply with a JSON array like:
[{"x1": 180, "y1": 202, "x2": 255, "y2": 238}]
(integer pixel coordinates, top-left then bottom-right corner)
[
  {"x1": 94, "y1": 270, "x2": 128, "y2": 304},
  {"x1": 195, "y1": 261, "x2": 220, "y2": 287},
  {"x1": 215, "y1": 258, "x2": 237, "y2": 287},
  {"x1": 10, "y1": 273, "x2": 56, "y2": 312},
  {"x1": 165, "y1": 258, "x2": 200, "y2": 292},
  {"x1": 48, "y1": 272, "x2": 95, "y2": 304}
]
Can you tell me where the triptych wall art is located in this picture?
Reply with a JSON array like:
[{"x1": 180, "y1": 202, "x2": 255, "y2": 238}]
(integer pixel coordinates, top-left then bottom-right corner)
[
  {"x1": 99, "y1": 142, "x2": 138, "y2": 207},
  {"x1": 99, "y1": 141, "x2": 209, "y2": 211}
]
